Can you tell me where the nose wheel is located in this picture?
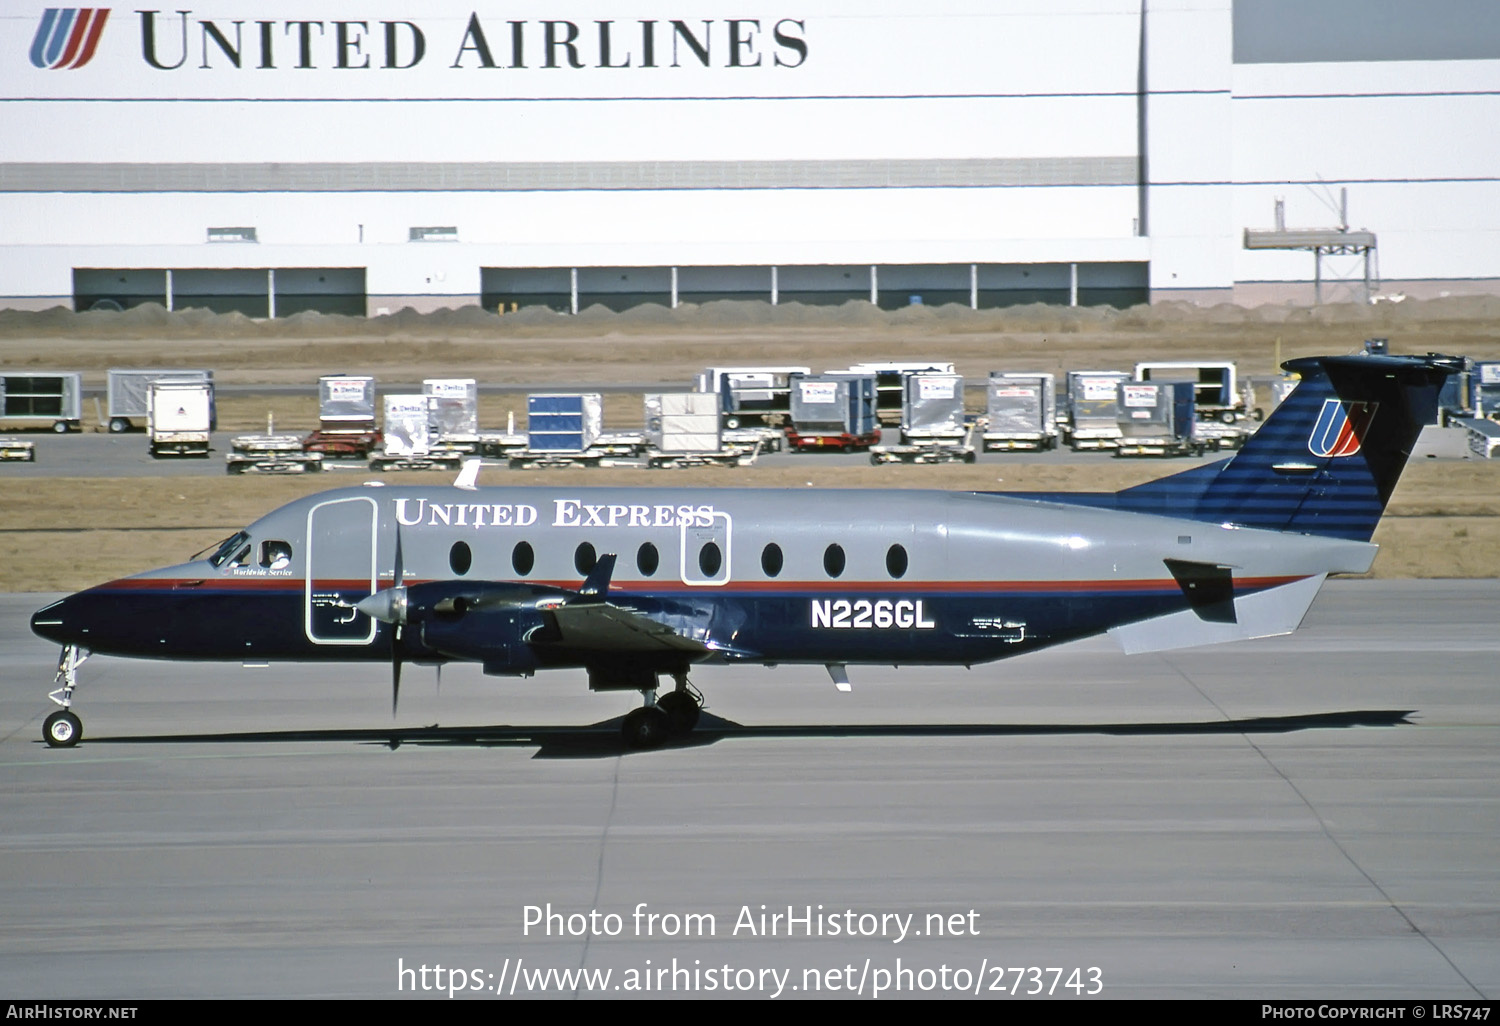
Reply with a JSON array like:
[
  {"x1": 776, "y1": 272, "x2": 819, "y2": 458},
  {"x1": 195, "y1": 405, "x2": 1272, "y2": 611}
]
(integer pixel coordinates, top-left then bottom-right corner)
[{"x1": 44, "y1": 709, "x2": 81, "y2": 748}]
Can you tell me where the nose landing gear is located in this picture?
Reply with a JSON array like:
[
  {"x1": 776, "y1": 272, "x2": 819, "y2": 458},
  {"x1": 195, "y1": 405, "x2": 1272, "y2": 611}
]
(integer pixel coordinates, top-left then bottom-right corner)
[{"x1": 43, "y1": 645, "x2": 89, "y2": 748}]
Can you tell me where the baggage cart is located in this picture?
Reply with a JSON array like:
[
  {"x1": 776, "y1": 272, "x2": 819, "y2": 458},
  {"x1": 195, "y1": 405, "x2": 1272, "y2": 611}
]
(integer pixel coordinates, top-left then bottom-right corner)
[
  {"x1": 0, "y1": 373, "x2": 82, "y2": 433},
  {"x1": 785, "y1": 374, "x2": 880, "y2": 451},
  {"x1": 1113, "y1": 381, "x2": 1207, "y2": 457},
  {"x1": 1063, "y1": 370, "x2": 1128, "y2": 450},
  {"x1": 303, "y1": 375, "x2": 381, "y2": 458},
  {"x1": 106, "y1": 369, "x2": 214, "y2": 433}
]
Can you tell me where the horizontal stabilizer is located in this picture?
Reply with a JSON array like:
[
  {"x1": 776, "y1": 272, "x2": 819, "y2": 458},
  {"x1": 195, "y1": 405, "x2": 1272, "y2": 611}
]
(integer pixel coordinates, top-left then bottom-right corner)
[{"x1": 1108, "y1": 574, "x2": 1326, "y2": 654}]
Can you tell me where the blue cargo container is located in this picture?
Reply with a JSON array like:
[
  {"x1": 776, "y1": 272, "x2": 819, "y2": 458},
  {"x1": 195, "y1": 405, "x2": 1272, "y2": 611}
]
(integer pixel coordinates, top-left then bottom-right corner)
[{"x1": 528, "y1": 393, "x2": 603, "y2": 452}]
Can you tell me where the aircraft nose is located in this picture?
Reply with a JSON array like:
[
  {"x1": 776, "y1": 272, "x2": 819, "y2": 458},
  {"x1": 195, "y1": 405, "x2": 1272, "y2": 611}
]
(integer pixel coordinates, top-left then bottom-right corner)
[{"x1": 30, "y1": 597, "x2": 75, "y2": 645}]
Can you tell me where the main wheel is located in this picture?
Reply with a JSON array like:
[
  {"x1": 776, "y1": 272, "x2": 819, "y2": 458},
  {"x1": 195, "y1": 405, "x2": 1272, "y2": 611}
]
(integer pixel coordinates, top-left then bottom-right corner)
[
  {"x1": 656, "y1": 691, "x2": 701, "y2": 735},
  {"x1": 621, "y1": 707, "x2": 670, "y2": 749},
  {"x1": 43, "y1": 710, "x2": 81, "y2": 748}
]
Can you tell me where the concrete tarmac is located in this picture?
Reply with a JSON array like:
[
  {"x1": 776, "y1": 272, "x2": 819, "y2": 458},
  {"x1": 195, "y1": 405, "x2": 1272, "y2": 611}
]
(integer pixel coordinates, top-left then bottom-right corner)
[{"x1": 0, "y1": 581, "x2": 1496, "y2": 1000}]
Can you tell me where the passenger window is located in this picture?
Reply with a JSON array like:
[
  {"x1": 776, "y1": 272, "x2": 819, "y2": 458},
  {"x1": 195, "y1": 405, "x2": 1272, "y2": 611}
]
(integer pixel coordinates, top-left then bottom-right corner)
[
  {"x1": 512, "y1": 541, "x2": 535, "y2": 577},
  {"x1": 449, "y1": 541, "x2": 472, "y2": 576},
  {"x1": 823, "y1": 543, "x2": 846, "y2": 578},
  {"x1": 886, "y1": 544, "x2": 908, "y2": 579},
  {"x1": 259, "y1": 540, "x2": 292, "y2": 570},
  {"x1": 761, "y1": 543, "x2": 783, "y2": 577},
  {"x1": 575, "y1": 542, "x2": 597, "y2": 575},
  {"x1": 637, "y1": 542, "x2": 659, "y2": 576},
  {"x1": 698, "y1": 542, "x2": 722, "y2": 578}
]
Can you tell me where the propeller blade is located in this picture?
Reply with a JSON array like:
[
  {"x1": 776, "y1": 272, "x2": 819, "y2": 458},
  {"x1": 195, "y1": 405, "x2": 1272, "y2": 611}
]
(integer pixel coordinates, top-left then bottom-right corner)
[
  {"x1": 392, "y1": 625, "x2": 403, "y2": 718},
  {"x1": 393, "y1": 522, "x2": 405, "y2": 587}
]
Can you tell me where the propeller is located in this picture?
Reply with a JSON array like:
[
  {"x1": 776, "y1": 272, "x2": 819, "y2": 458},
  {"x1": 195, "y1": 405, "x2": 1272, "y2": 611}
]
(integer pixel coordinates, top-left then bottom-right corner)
[
  {"x1": 354, "y1": 524, "x2": 409, "y2": 718},
  {"x1": 390, "y1": 524, "x2": 404, "y2": 717}
]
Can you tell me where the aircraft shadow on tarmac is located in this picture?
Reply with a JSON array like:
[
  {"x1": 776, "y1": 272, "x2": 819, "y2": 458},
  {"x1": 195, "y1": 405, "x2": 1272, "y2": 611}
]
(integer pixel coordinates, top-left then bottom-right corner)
[{"x1": 73, "y1": 709, "x2": 1417, "y2": 760}]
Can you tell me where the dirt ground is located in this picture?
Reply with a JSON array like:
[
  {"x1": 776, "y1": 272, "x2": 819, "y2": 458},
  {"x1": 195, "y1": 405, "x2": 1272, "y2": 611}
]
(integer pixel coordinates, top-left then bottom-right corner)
[{"x1": 2, "y1": 296, "x2": 1498, "y2": 591}]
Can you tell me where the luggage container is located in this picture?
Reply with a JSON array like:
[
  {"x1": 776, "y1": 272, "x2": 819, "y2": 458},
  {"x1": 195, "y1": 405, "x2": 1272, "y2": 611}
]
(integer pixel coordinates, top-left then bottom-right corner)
[
  {"x1": 1133, "y1": 361, "x2": 1259, "y2": 425},
  {"x1": 424, "y1": 378, "x2": 480, "y2": 451},
  {"x1": 643, "y1": 392, "x2": 755, "y2": 466},
  {"x1": 147, "y1": 379, "x2": 214, "y2": 457},
  {"x1": 785, "y1": 374, "x2": 880, "y2": 451},
  {"x1": 528, "y1": 393, "x2": 603, "y2": 452},
  {"x1": 303, "y1": 375, "x2": 381, "y2": 458},
  {"x1": 1114, "y1": 381, "x2": 1205, "y2": 457},
  {"x1": 846, "y1": 361, "x2": 956, "y2": 425},
  {"x1": 0, "y1": 373, "x2": 82, "y2": 433},
  {"x1": 369, "y1": 394, "x2": 462, "y2": 471},
  {"x1": 982, "y1": 373, "x2": 1057, "y2": 451},
  {"x1": 1064, "y1": 370, "x2": 1128, "y2": 450},
  {"x1": 870, "y1": 372, "x2": 975, "y2": 463},
  {"x1": 900, "y1": 373, "x2": 966, "y2": 444},
  {"x1": 106, "y1": 369, "x2": 214, "y2": 433},
  {"x1": 695, "y1": 366, "x2": 808, "y2": 429}
]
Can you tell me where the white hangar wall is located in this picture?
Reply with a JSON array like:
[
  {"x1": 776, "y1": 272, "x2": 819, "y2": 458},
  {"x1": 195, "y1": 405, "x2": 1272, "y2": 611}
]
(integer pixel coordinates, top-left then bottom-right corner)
[{"x1": 0, "y1": 1, "x2": 1496, "y2": 313}]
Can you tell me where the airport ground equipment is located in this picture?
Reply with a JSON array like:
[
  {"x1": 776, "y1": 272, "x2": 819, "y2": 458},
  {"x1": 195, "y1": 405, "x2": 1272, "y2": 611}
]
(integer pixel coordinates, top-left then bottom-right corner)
[
  {"x1": 0, "y1": 437, "x2": 36, "y2": 461},
  {"x1": 105, "y1": 369, "x2": 213, "y2": 433},
  {"x1": 227, "y1": 414, "x2": 323, "y2": 474},
  {"x1": 785, "y1": 374, "x2": 880, "y2": 451},
  {"x1": 982, "y1": 373, "x2": 1057, "y2": 452},
  {"x1": 369, "y1": 394, "x2": 464, "y2": 472},
  {"x1": 846, "y1": 361, "x2": 956, "y2": 425},
  {"x1": 871, "y1": 371, "x2": 974, "y2": 463},
  {"x1": 1470, "y1": 362, "x2": 1500, "y2": 421},
  {"x1": 1134, "y1": 360, "x2": 1260, "y2": 428},
  {"x1": 1063, "y1": 370, "x2": 1129, "y2": 450},
  {"x1": 644, "y1": 392, "x2": 758, "y2": 467},
  {"x1": 303, "y1": 375, "x2": 381, "y2": 459},
  {"x1": 1113, "y1": 381, "x2": 1208, "y2": 458},
  {"x1": 147, "y1": 379, "x2": 213, "y2": 457},
  {"x1": 1452, "y1": 417, "x2": 1500, "y2": 458},
  {"x1": 0, "y1": 373, "x2": 82, "y2": 433},
  {"x1": 695, "y1": 366, "x2": 808, "y2": 430},
  {"x1": 424, "y1": 378, "x2": 480, "y2": 454}
]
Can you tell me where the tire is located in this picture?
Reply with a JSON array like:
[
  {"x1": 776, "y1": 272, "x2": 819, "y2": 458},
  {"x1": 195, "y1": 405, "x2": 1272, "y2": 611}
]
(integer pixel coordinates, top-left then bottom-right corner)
[
  {"x1": 44, "y1": 710, "x2": 81, "y2": 748},
  {"x1": 52, "y1": 421, "x2": 70, "y2": 434},
  {"x1": 621, "y1": 707, "x2": 670, "y2": 749},
  {"x1": 108, "y1": 418, "x2": 130, "y2": 433},
  {"x1": 657, "y1": 692, "x2": 701, "y2": 735}
]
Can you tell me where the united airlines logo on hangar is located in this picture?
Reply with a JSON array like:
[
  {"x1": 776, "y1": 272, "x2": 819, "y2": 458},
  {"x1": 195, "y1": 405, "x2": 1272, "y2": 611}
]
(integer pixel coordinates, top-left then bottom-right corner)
[
  {"x1": 1309, "y1": 399, "x2": 1378, "y2": 458},
  {"x1": 30, "y1": 8, "x2": 110, "y2": 69}
]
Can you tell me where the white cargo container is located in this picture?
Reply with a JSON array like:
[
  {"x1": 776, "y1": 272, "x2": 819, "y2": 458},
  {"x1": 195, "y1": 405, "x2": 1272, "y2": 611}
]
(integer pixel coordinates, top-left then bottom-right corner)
[
  {"x1": 983, "y1": 372, "x2": 1057, "y2": 451},
  {"x1": 423, "y1": 377, "x2": 480, "y2": 448},
  {"x1": 106, "y1": 369, "x2": 214, "y2": 432},
  {"x1": 147, "y1": 379, "x2": 213, "y2": 457}
]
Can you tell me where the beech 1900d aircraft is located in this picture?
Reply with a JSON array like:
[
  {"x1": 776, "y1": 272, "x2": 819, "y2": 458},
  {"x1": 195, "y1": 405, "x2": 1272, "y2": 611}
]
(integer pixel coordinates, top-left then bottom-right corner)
[{"x1": 31, "y1": 353, "x2": 1458, "y2": 749}]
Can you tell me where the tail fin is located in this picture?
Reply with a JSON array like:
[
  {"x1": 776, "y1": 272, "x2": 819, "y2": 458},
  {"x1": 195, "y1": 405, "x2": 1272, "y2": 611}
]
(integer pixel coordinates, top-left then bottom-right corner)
[{"x1": 1114, "y1": 353, "x2": 1460, "y2": 540}]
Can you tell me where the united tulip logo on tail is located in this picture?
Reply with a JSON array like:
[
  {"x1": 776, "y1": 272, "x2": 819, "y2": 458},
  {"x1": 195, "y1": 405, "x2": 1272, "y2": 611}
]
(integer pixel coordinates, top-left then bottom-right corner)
[
  {"x1": 30, "y1": 8, "x2": 110, "y2": 69},
  {"x1": 1309, "y1": 399, "x2": 1379, "y2": 457}
]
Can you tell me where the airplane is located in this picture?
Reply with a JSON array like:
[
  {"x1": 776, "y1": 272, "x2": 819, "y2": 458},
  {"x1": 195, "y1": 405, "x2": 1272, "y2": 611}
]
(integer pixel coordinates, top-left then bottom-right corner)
[{"x1": 30, "y1": 352, "x2": 1459, "y2": 750}]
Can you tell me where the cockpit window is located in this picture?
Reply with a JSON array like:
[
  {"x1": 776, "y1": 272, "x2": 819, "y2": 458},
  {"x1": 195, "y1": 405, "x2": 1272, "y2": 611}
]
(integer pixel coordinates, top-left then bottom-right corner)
[
  {"x1": 202, "y1": 531, "x2": 251, "y2": 568},
  {"x1": 259, "y1": 540, "x2": 293, "y2": 570}
]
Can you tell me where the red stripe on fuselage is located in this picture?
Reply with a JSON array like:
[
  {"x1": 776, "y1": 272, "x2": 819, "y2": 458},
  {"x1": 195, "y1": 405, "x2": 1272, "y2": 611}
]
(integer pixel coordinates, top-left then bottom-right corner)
[{"x1": 94, "y1": 574, "x2": 1310, "y2": 596}]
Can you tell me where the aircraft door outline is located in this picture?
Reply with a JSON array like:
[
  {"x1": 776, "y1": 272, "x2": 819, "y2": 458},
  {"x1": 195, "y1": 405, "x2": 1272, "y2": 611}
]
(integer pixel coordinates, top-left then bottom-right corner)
[{"x1": 304, "y1": 495, "x2": 379, "y2": 645}]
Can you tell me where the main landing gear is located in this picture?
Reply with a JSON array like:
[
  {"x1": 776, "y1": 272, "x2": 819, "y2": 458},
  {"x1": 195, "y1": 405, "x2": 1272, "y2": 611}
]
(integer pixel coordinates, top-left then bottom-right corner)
[
  {"x1": 43, "y1": 645, "x2": 89, "y2": 748},
  {"x1": 621, "y1": 674, "x2": 703, "y2": 750}
]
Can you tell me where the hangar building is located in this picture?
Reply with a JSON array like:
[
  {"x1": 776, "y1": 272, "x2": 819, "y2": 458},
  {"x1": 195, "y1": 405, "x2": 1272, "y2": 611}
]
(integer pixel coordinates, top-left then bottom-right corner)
[{"x1": 2, "y1": 0, "x2": 1497, "y2": 316}]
